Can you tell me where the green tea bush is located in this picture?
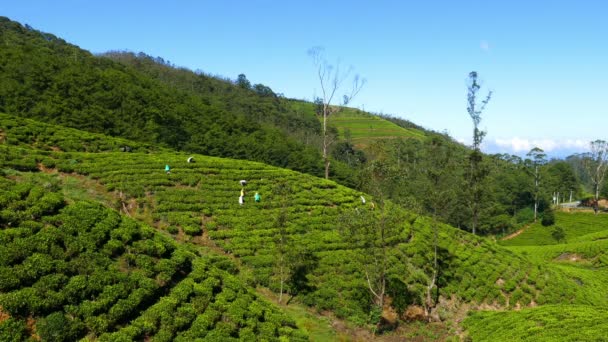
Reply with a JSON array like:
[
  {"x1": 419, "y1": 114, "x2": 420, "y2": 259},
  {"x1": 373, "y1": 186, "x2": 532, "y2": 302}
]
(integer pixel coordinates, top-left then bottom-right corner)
[
  {"x1": 0, "y1": 318, "x2": 29, "y2": 342},
  {"x1": 541, "y1": 210, "x2": 555, "y2": 226}
]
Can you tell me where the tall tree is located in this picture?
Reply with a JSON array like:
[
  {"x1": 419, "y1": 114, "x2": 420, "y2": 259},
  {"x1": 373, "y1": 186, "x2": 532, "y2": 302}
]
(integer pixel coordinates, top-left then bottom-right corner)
[
  {"x1": 272, "y1": 181, "x2": 292, "y2": 303},
  {"x1": 236, "y1": 73, "x2": 251, "y2": 89},
  {"x1": 308, "y1": 47, "x2": 364, "y2": 179},
  {"x1": 418, "y1": 136, "x2": 458, "y2": 317},
  {"x1": 582, "y1": 139, "x2": 608, "y2": 213},
  {"x1": 526, "y1": 147, "x2": 547, "y2": 222},
  {"x1": 465, "y1": 71, "x2": 492, "y2": 235}
]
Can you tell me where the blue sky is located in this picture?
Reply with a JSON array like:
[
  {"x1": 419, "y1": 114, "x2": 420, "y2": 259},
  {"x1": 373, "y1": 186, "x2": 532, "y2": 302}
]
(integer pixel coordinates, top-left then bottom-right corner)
[{"x1": 3, "y1": 0, "x2": 607, "y2": 157}]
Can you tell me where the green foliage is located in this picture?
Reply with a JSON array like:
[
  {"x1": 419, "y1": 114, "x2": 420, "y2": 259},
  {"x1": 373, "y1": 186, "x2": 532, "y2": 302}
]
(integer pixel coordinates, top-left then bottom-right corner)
[
  {"x1": 515, "y1": 207, "x2": 535, "y2": 224},
  {"x1": 4, "y1": 142, "x2": 604, "y2": 336},
  {"x1": 551, "y1": 226, "x2": 565, "y2": 243},
  {"x1": 541, "y1": 209, "x2": 555, "y2": 226},
  {"x1": 501, "y1": 212, "x2": 608, "y2": 246},
  {"x1": 0, "y1": 173, "x2": 306, "y2": 340},
  {"x1": 0, "y1": 17, "x2": 330, "y2": 180},
  {"x1": 0, "y1": 318, "x2": 29, "y2": 342},
  {"x1": 37, "y1": 312, "x2": 84, "y2": 342},
  {"x1": 464, "y1": 305, "x2": 608, "y2": 341}
]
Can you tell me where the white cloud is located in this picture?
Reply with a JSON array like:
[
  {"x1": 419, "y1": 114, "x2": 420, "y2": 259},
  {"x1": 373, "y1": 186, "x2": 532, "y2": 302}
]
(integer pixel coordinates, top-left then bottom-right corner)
[{"x1": 489, "y1": 137, "x2": 589, "y2": 156}]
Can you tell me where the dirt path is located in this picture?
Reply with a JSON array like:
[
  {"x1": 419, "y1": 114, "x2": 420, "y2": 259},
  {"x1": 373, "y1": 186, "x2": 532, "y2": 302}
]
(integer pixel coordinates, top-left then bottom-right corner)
[{"x1": 502, "y1": 225, "x2": 529, "y2": 241}]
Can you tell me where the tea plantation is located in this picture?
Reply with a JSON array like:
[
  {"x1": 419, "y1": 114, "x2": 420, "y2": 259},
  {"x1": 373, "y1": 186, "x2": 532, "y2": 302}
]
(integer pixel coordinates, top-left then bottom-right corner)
[
  {"x1": 2, "y1": 115, "x2": 608, "y2": 339},
  {"x1": 464, "y1": 305, "x2": 608, "y2": 341},
  {"x1": 0, "y1": 176, "x2": 306, "y2": 341},
  {"x1": 288, "y1": 101, "x2": 424, "y2": 149},
  {"x1": 461, "y1": 211, "x2": 608, "y2": 340}
]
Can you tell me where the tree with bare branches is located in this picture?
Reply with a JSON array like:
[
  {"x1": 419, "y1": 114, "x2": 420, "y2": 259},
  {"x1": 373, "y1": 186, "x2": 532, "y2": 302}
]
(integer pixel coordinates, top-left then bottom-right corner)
[
  {"x1": 308, "y1": 47, "x2": 365, "y2": 179},
  {"x1": 582, "y1": 140, "x2": 608, "y2": 214}
]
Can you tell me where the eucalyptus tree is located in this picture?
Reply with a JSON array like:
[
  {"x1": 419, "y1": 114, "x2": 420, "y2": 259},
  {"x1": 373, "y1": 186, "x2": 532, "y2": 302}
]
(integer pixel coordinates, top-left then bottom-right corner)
[
  {"x1": 465, "y1": 71, "x2": 492, "y2": 235},
  {"x1": 526, "y1": 147, "x2": 547, "y2": 221}
]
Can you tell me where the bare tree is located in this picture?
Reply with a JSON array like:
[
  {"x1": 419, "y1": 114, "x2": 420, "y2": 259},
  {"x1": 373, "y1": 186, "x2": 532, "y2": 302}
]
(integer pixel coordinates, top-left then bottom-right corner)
[
  {"x1": 309, "y1": 47, "x2": 365, "y2": 179},
  {"x1": 582, "y1": 140, "x2": 608, "y2": 214},
  {"x1": 466, "y1": 71, "x2": 492, "y2": 235}
]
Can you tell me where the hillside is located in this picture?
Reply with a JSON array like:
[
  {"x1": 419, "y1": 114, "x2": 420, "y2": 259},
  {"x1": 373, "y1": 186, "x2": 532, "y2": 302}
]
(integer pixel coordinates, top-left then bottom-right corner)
[
  {"x1": 2, "y1": 15, "x2": 607, "y2": 341},
  {"x1": 2, "y1": 116, "x2": 607, "y2": 340},
  {"x1": 0, "y1": 175, "x2": 307, "y2": 341},
  {"x1": 0, "y1": 17, "x2": 332, "y2": 180},
  {"x1": 461, "y1": 210, "x2": 608, "y2": 340},
  {"x1": 289, "y1": 101, "x2": 426, "y2": 150}
]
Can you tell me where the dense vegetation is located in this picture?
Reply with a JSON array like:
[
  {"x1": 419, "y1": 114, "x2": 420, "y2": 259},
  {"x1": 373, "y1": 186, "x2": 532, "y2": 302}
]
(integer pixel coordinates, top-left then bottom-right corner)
[
  {"x1": 464, "y1": 305, "x2": 608, "y2": 341},
  {"x1": 1, "y1": 16, "x2": 589, "y2": 236},
  {"x1": 2, "y1": 15, "x2": 608, "y2": 340},
  {"x1": 2, "y1": 117, "x2": 604, "y2": 336},
  {"x1": 462, "y1": 210, "x2": 608, "y2": 340},
  {"x1": 0, "y1": 17, "x2": 354, "y2": 182},
  {"x1": 0, "y1": 174, "x2": 306, "y2": 341}
]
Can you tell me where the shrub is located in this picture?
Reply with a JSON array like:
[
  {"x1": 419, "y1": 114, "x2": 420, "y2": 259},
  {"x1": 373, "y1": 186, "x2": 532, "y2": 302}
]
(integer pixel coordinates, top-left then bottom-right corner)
[
  {"x1": 551, "y1": 226, "x2": 566, "y2": 243},
  {"x1": 0, "y1": 318, "x2": 28, "y2": 342},
  {"x1": 183, "y1": 225, "x2": 202, "y2": 236},
  {"x1": 541, "y1": 210, "x2": 555, "y2": 226},
  {"x1": 514, "y1": 207, "x2": 535, "y2": 224},
  {"x1": 167, "y1": 225, "x2": 179, "y2": 234},
  {"x1": 37, "y1": 312, "x2": 81, "y2": 342}
]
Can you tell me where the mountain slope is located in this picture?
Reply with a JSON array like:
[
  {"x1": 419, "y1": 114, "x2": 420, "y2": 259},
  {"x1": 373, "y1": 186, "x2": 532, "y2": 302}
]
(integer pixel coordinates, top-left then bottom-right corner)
[
  {"x1": 2, "y1": 117, "x2": 605, "y2": 330},
  {"x1": 0, "y1": 17, "x2": 328, "y2": 179},
  {"x1": 289, "y1": 100, "x2": 426, "y2": 150},
  {"x1": 0, "y1": 175, "x2": 306, "y2": 341}
]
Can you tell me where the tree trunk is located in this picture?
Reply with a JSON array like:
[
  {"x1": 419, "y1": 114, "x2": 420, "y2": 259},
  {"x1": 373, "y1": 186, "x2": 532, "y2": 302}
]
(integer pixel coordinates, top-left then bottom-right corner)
[
  {"x1": 472, "y1": 207, "x2": 477, "y2": 235},
  {"x1": 279, "y1": 266, "x2": 284, "y2": 304},
  {"x1": 534, "y1": 166, "x2": 539, "y2": 222},
  {"x1": 322, "y1": 105, "x2": 330, "y2": 179}
]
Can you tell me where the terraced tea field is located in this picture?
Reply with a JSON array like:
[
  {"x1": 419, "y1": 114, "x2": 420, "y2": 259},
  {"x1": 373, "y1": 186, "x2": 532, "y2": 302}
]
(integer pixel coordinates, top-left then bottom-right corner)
[
  {"x1": 0, "y1": 177, "x2": 306, "y2": 341},
  {"x1": 288, "y1": 102, "x2": 425, "y2": 149},
  {"x1": 331, "y1": 109, "x2": 425, "y2": 148},
  {"x1": 462, "y1": 211, "x2": 608, "y2": 340},
  {"x1": 3, "y1": 147, "x2": 600, "y2": 320},
  {"x1": 2, "y1": 114, "x2": 608, "y2": 340}
]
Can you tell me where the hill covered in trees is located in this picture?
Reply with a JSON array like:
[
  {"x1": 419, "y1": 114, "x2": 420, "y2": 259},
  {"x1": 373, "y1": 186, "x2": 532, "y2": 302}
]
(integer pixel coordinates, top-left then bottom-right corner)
[
  {"x1": 0, "y1": 17, "x2": 351, "y2": 182},
  {"x1": 1, "y1": 16, "x2": 588, "y2": 237}
]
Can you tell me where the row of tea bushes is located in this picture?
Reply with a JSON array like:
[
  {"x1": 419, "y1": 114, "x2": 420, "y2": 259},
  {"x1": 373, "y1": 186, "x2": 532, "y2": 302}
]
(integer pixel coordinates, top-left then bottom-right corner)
[{"x1": 0, "y1": 175, "x2": 306, "y2": 341}]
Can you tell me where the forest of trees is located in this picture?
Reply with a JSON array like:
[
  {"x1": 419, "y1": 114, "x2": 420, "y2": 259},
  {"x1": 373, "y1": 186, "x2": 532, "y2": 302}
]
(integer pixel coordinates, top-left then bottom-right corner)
[{"x1": 0, "y1": 17, "x2": 362, "y2": 184}]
